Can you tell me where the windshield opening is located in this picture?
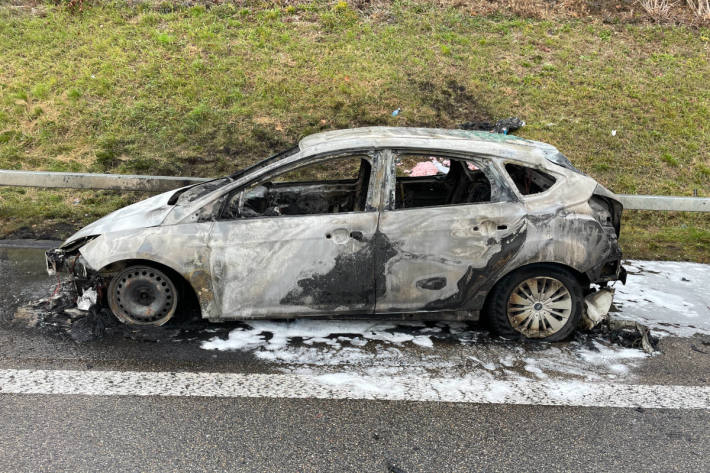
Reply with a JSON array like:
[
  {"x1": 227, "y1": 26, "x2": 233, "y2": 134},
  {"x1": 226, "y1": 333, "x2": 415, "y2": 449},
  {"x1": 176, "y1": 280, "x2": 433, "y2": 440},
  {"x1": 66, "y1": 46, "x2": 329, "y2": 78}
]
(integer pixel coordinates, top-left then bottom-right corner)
[
  {"x1": 173, "y1": 178, "x2": 231, "y2": 205},
  {"x1": 230, "y1": 145, "x2": 300, "y2": 180}
]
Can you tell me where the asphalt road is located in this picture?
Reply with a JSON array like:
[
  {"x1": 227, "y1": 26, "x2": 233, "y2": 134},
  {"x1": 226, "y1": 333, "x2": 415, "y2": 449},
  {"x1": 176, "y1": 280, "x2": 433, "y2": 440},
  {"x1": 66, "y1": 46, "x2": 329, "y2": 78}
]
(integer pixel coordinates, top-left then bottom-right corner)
[{"x1": 1, "y1": 242, "x2": 709, "y2": 472}]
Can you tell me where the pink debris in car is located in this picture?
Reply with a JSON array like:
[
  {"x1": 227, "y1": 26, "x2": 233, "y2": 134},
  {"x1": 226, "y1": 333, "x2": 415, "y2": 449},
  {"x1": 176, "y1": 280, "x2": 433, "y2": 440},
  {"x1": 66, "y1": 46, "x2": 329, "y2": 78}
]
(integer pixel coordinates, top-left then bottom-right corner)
[{"x1": 407, "y1": 160, "x2": 441, "y2": 176}]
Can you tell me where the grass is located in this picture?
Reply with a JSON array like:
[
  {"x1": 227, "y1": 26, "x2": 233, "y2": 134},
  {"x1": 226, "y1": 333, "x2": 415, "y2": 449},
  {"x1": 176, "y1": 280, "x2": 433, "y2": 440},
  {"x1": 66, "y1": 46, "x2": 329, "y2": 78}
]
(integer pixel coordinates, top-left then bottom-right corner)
[
  {"x1": 0, "y1": 1, "x2": 708, "y2": 261},
  {"x1": 621, "y1": 211, "x2": 710, "y2": 262}
]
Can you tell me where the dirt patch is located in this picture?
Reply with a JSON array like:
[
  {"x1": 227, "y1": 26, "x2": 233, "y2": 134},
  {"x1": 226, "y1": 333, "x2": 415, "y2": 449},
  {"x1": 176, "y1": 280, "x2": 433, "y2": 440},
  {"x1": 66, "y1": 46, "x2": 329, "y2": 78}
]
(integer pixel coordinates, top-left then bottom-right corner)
[
  {"x1": 412, "y1": 78, "x2": 494, "y2": 127},
  {"x1": 2, "y1": 222, "x2": 79, "y2": 241}
]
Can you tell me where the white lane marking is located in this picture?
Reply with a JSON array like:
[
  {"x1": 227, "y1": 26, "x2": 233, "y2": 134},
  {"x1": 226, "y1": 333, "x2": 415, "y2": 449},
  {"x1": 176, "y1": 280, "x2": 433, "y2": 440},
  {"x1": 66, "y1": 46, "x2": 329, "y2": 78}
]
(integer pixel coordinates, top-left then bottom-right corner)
[{"x1": 1, "y1": 369, "x2": 709, "y2": 409}]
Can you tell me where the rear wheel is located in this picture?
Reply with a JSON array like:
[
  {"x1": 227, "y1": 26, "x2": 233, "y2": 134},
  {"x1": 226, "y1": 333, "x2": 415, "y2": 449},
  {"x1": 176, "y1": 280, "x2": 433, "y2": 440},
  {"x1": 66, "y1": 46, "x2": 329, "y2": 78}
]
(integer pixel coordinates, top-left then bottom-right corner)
[
  {"x1": 108, "y1": 265, "x2": 178, "y2": 326},
  {"x1": 486, "y1": 266, "x2": 583, "y2": 341}
]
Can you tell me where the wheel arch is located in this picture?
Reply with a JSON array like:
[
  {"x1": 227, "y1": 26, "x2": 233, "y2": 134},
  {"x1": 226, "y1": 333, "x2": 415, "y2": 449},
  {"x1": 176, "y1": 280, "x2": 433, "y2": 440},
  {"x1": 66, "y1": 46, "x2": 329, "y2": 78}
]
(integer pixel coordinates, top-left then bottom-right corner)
[
  {"x1": 482, "y1": 261, "x2": 589, "y2": 315},
  {"x1": 481, "y1": 261, "x2": 588, "y2": 340},
  {"x1": 99, "y1": 258, "x2": 201, "y2": 319}
]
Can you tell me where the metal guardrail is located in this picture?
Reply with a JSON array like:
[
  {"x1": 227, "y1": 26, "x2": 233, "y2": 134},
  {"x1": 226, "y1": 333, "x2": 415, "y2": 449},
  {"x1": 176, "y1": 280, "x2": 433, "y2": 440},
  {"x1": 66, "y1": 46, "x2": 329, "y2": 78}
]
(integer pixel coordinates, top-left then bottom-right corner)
[
  {"x1": 0, "y1": 170, "x2": 208, "y2": 193},
  {"x1": 619, "y1": 194, "x2": 709, "y2": 212},
  {"x1": 1, "y1": 169, "x2": 708, "y2": 212}
]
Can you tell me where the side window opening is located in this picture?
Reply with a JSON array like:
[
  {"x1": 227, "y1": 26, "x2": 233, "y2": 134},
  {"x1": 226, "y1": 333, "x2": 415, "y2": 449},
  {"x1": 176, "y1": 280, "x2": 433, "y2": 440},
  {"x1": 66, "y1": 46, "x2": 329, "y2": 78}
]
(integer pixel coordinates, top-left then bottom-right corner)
[
  {"x1": 505, "y1": 163, "x2": 556, "y2": 195},
  {"x1": 222, "y1": 155, "x2": 372, "y2": 219},
  {"x1": 394, "y1": 154, "x2": 492, "y2": 209}
]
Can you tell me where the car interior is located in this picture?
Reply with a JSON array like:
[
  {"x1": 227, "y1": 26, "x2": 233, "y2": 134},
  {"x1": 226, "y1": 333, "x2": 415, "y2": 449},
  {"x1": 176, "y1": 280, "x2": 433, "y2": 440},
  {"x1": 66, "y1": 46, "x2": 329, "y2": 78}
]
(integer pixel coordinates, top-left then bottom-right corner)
[
  {"x1": 395, "y1": 157, "x2": 492, "y2": 209},
  {"x1": 223, "y1": 157, "x2": 373, "y2": 218},
  {"x1": 221, "y1": 154, "x2": 494, "y2": 219},
  {"x1": 504, "y1": 163, "x2": 556, "y2": 195}
]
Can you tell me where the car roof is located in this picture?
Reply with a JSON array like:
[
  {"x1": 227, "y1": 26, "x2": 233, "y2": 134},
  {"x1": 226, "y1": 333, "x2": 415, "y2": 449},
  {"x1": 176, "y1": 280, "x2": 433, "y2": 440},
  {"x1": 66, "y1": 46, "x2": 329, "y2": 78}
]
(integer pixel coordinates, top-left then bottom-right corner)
[
  {"x1": 298, "y1": 126, "x2": 576, "y2": 171},
  {"x1": 232, "y1": 127, "x2": 577, "y2": 182},
  {"x1": 299, "y1": 126, "x2": 552, "y2": 153}
]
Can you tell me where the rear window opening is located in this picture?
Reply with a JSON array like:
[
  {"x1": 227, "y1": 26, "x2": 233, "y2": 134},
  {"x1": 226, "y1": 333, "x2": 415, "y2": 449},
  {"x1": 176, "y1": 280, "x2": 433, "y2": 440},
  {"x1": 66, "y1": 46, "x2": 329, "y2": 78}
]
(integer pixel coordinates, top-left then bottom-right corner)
[
  {"x1": 505, "y1": 163, "x2": 556, "y2": 195},
  {"x1": 395, "y1": 155, "x2": 492, "y2": 209}
]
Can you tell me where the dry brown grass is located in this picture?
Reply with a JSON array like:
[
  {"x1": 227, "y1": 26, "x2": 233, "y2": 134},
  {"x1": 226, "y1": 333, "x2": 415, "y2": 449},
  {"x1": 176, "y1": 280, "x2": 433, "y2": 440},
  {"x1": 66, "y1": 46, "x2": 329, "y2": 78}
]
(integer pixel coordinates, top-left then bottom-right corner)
[
  {"x1": 360, "y1": 0, "x2": 707, "y2": 25},
  {"x1": 357, "y1": 0, "x2": 709, "y2": 25},
  {"x1": 640, "y1": 0, "x2": 676, "y2": 21},
  {"x1": 685, "y1": 0, "x2": 710, "y2": 18},
  {"x1": 14, "y1": 1, "x2": 709, "y2": 26}
]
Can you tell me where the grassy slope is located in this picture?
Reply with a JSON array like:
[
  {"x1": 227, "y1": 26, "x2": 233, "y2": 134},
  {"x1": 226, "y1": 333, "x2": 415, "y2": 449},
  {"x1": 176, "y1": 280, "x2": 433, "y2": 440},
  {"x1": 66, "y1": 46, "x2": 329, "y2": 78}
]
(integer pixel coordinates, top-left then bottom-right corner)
[{"x1": 0, "y1": 1, "x2": 708, "y2": 260}]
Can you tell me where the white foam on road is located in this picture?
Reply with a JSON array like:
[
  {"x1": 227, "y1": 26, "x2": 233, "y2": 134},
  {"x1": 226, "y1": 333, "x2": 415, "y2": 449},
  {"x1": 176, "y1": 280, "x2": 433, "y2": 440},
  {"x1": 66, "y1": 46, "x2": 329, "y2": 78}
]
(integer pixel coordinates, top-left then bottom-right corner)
[
  {"x1": 200, "y1": 318, "x2": 651, "y2": 381},
  {"x1": 0, "y1": 368, "x2": 708, "y2": 409},
  {"x1": 614, "y1": 260, "x2": 710, "y2": 337},
  {"x1": 201, "y1": 319, "x2": 440, "y2": 353}
]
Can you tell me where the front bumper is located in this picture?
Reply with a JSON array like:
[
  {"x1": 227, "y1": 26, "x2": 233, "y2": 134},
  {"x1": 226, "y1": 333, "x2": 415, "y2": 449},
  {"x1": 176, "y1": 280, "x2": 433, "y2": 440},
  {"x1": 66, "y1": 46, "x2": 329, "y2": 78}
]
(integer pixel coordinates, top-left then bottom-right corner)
[
  {"x1": 45, "y1": 248, "x2": 65, "y2": 276},
  {"x1": 45, "y1": 248, "x2": 89, "y2": 278}
]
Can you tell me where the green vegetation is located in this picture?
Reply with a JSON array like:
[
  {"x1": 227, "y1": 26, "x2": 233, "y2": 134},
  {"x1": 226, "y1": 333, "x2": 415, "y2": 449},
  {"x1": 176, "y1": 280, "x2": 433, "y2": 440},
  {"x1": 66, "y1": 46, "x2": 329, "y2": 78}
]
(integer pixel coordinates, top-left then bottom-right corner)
[
  {"x1": 0, "y1": 1, "x2": 708, "y2": 261},
  {"x1": 622, "y1": 211, "x2": 710, "y2": 263}
]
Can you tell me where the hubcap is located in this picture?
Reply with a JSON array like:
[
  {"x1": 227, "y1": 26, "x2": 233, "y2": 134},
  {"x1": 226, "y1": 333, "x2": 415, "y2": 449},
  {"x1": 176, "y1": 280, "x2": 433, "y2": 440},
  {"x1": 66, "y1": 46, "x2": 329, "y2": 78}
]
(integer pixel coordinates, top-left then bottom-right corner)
[
  {"x1": 109, "y1": 266, "x2": 177, "y2": 325},
  {"x1": 507, "y1": 276, "x2": 572, "y2": 338}
]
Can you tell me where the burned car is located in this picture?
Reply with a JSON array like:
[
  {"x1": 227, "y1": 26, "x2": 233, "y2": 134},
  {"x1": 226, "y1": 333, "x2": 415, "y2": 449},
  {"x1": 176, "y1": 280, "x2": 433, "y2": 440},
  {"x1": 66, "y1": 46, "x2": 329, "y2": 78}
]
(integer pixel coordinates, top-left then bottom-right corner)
[{"x1": 46, "y1": 127, "x2": 626, "y2": 341}]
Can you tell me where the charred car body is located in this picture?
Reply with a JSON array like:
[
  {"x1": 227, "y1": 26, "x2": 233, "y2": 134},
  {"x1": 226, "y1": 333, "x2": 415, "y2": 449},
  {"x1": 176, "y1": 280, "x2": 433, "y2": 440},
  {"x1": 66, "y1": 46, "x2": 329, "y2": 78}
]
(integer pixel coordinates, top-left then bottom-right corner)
[{"x1": 46, "y1": 127, "x2": 626, "y2": 341}]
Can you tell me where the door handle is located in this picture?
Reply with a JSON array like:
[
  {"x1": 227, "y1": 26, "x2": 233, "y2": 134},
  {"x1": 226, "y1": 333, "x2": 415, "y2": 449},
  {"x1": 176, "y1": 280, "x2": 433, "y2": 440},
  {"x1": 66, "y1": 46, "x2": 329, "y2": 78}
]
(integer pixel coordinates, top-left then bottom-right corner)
[{"x1": 350, "y1": 230, "x2": 364, "y2": 241}]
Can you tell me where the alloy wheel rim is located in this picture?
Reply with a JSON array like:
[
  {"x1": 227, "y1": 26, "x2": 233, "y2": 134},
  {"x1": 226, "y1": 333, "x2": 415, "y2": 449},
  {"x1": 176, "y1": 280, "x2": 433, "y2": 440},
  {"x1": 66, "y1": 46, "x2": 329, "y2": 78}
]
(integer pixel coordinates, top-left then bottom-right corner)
[{"x1": 507, "y1": 276, "x2": 572, "y2": 338}]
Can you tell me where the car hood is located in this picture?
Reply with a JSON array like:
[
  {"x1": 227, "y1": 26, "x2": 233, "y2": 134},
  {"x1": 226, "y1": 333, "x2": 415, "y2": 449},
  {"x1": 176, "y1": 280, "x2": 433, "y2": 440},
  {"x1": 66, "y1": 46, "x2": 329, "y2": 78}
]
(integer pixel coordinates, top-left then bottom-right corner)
[{"x1": 61, "y1": 189, "x2": 179, "y2": 248}]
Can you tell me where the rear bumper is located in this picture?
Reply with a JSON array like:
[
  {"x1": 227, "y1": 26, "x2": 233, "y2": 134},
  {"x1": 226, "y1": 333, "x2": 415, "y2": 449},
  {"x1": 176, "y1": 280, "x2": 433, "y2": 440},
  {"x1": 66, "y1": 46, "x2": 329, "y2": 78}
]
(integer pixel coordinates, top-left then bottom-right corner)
[
  {"x1": 587, "y1": 258, "x2": 626, "y2": 285},
  {"x1": 581, "y1": 287, "x2": 615, "y2": 329},
  {"x1": 618, "y1": 264, "x2": 627, "y2": 284}
]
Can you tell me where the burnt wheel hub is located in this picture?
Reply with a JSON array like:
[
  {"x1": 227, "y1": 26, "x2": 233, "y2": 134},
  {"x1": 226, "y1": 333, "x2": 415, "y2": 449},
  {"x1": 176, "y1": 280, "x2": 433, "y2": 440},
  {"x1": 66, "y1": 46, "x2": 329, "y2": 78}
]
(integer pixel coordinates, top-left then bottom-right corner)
[{"x1": 133, "y1": 284, "x2": 156, "y2": 306}]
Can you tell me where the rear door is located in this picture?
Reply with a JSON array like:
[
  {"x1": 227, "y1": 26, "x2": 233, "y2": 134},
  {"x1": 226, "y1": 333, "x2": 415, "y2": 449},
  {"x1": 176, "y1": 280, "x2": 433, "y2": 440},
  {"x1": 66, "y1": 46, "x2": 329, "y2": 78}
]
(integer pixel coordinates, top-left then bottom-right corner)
[
  {"x1": 375, "y1": 150, "x2": 527, "y2": 313},
  {"x1": 207, "y1": 151, "x2": 385, "y2": 319}
]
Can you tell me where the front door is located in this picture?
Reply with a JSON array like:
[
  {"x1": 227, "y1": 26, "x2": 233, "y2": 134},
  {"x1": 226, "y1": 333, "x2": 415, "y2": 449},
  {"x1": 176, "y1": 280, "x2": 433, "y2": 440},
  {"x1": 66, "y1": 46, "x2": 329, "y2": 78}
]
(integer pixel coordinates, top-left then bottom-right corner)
[
  {"x1": 375, "y1": 151, "x2": 527, "y2": 313},
  {"x1": 207, "y1": 152, "x2": 382, "y2": 318}
]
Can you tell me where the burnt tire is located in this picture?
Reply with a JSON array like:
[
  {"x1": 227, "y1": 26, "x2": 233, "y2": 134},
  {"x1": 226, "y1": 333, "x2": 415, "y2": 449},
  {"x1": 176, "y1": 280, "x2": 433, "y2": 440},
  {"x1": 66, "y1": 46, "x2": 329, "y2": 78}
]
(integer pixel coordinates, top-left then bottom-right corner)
[
  {"x1": 485, "y1": 265, "x2": 583, "y2": 342},
  {"x1": 108, "y1": 265, "x2": 178, "y2": 326}
]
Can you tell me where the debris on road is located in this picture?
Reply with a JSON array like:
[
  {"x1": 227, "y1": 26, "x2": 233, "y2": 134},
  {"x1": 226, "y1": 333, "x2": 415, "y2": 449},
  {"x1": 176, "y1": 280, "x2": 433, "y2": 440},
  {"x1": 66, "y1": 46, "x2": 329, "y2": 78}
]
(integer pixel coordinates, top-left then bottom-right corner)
[
  {"x1": 76, "y1": 287, "x2": 97, "y2": 311},
  {"x1": 690, "y1": 344, "x2": 708, "y2": 355},
  {"x1": 387, "y1": 461, "x2": 408, "y2": 473},
  {"x1": 12, "y1": 283, "x2": 655, "y2": 383},
  {"x1": 577, "y1": 286, "x2": 658, "y2": 354},
  {"x1": 581, "y1": 288, "x2": 614, "y2": 330},
  {"x1": 606, "y1": 318, "x2": 659, "y2": 354},
  {"x1": 10, "y1": 288, "x2": 215, "y2": 344}
]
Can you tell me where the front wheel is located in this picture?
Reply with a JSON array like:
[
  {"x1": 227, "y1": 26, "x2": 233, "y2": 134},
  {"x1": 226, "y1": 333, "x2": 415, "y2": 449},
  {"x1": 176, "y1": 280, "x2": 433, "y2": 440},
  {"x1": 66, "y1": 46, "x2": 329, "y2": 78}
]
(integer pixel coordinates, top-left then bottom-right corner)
[
  {"x1": 107, "y1": 265, "x2": 178, "y2": 326},
  {"x1": 485, "y1": 266, "x2": 583, "y2": 341}
]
